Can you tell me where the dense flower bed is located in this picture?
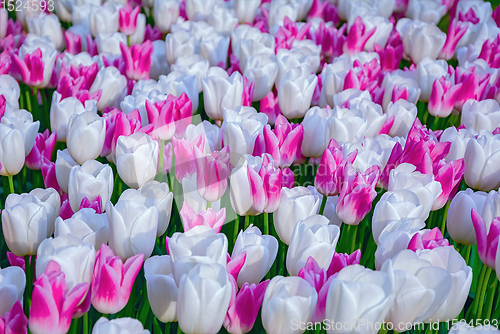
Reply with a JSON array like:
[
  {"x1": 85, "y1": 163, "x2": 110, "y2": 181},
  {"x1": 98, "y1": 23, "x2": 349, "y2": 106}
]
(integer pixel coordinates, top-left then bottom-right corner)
[{"x1": 1, "y1": 0, "x2": 500, "y2": 333}]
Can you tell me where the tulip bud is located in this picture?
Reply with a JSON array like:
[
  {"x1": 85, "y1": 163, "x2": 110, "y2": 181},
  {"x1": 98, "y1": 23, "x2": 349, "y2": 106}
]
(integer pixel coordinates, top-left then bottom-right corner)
[
  {"x1": 68, "y1": 160, "x2": 114, "y2": 213},
  {"x1": 89, "y1": 66, "x2": 127, "y2": 111},
  {"x1": 0, "y1": 124, "x2": 25, "y2": 176},
  {"x1": 115, "y1": 133, "x2": 159, "y2": 189},
  {"x1": 262, "y1": 276, "x2": 318, "y2": 334},
  {"x1": 153, "y1": 0, "x2": 179, "y2": 33},
  {"x1": 144, "y1": 255, "x2": 178, "y2": 323},
  {"x1": 89, "y1": 2, "x2": 119, "y2": 38},
  {"x1": 91, "y1": 317, "x2": 150, "y2": 334},
  {"x1": 278, "y1": 64, "x2": 317, "y2": 120},
  {"x1": 286, "y1": 215, "x2": 340, "y2": 276},
  {"x1": 273, "y1": 186, "x2": 322, "y2": 245},
  {"x1": 177, "y1": 263, "x2": 232, "y2": 334},
  {"x1": 396, "y1": 18, "x2": 446, "y2": 64},
  {"x1": 464, "y1": 133, "x2": 500, "y2": 191},
  {"x1": 67, "y1": 112, "x2": 106, "y2": 165},
  {"x1": 462, "y1": 99, "x2": 500, "y2": 134},
  {"x1": 106, "y1": 199, "x2": 158, "y2": 261},
  {"x1": 202, "y1": 67, "x2": 244, "y2": 121},
  {"x1": 27, "y1": 13, "x2": 64, "y2": 50},
  {"x1": 232, "y1": 225, "x2": 278, "y2": 286}
]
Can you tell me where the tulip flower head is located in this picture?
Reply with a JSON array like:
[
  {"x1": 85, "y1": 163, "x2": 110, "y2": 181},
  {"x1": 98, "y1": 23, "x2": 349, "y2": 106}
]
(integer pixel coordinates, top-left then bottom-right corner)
[{"x1": 471, "y1": 209, "x2": 500, "y2": 269}]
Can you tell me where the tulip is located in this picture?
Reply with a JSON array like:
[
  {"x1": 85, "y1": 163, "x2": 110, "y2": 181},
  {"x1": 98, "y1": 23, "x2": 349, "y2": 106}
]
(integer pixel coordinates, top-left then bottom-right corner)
[
  {"x1": 66, "y1": 112, "x2": 106, "y2": 165},
  {"x1": 172, "y1": 135, "x2": 205, "y2": 182},
  {"x1": 232, "y1": 225, "x2": 278, "y2": 286},
  {"x1": 326, "y1": 265, "x2": 393, "y2": 334},
  {"x1": 54, "y1": 208, "x2": 109, "y2": 250},
  {"x1": 428, "y1": 76, "x2": 462, "y2": 118},
  {"x1": 415, "y1": 57, "x2": 449, "y2": 102},
  {"x1": 0, "y1": 300, "x2": 27, "y2": 334},
  {"x1": 243, "y1": 52, "x2": 278, "y2": 102},
  {"x1": 149, "y1": 40, "x2": 170, "y2": 80},
  {"x1": 144, "y1": 255, "x2": 178, "y2": 323},
  {"x1": 301, "y1": 107, "x2": 334, "y2": 158},
  {"x1": 91, "y1": 244, "x2": 143, "y2": 314},
  {"x1": 273, "y1": 186, "x2": 322, "y2": 245},
  {"x1": 54, "y1": 149, "x2": 77, "y2": 193},
  {"x1": 396, "y1": 18, "x2": 446, "y2": 64},
  {"x1": 120, "y1": 41, "x2": 153, "y2": 81},
  {"x1": 180, "y1": 201, "x2": 225, "y2": 233},
  {"x1": 0, "y1": 266, "x2": 25, "y2": 317},
  {"x1": 464, "y1": 133, "x2": 500, "y2": 191},
  {"x1": 314, "y1": 138, "x2": 356, "y2": 197},
  {"x1": 1, "y1": 108, "x2": 39, "y2": 157},
  {"x1": 230, "y1": 154, "x2": 282, "y2": 216},
  {"x1": 91, "y1": 317, "x2": 150, "y2": 334},
  {"x1": 194, "y1": 145, "x2": 230, "y2": 203},
  {"x1": 385, "y1": 100, "x2": 418, "y2": 138},
  {"x1": 171, "y1": 55, "x2": 209, "y2": 95},
  {"x1": 118, "y1": 4, "x2": 140, "y2": 36},
  {"x1": 168, "y1": 226, "x2": 228, "y2": 285},
  {"x1": 29, "y1": 261, "x2": 89, "y2": 334},
  {"x1": 95, "y1": 32, "x2": 127, "y2": 56},
  {"x1": 223, "y1": 106, "x2": 268, "y2": 165},
  {"x1": 68, "y1": 160, "x2": 114, "y2": 213},
  {"x1": 89, "y1": 2, "x2": 119, "y2": 37},
  {"x1": 278, "y1": 64, "x2": 317, "y2": 120},
  {"x1": 224, "y1": 280, "x2": 269, "y2": 334},
  {"x1": 115, "y1": 133, "x2": 159, "y2": 189},
  {"x1": 2, "y1": 192, "x2": 53, "y2": 256},
  {"x1": 119, "y1": 181, "x2": 173, "y2": 237},
  {"x1": 144, "y1": 99, "x2": 176, "y2": 141},
  {"x1": 160, "y1": 70, "x2": 199, "y2": 111},
  {"x1": 372, "y1": 190, "x2": 426, "y2": 244},
  {"x1": 89, "y1": 66, "x2": 128, "y2": 111},
  {"x1": 417, "y1": 246, "x2": 472, "y2": 322},
  {"x1": 262, "y1": 276, "x2": 318, "y2": 334},
  {"x1": 462, "y1": 99, "x2": 500, "y2": 134},
  {"x1": 286, "y1": 215, "x2": 340, "y2": 276},
  {"x1": 25, "y1": 130, "x2": 56, "y2": 170},
  {"x1": 185, "y1": 121, "x2": 222, "y2": 153},
  {"x1": 199, "y1": 32, "x2": 230, "y2": 68},
  {"x1": 106, "y1": 199, "x2": 158, "y2": 261},
  {"x1": 202, "y1": 67, "x2": 244, "y2": 121},
  {"x1": 253, "y1": 115, "x2": 304, "y2": 169},
  {"x1": 153, "y1": 0, "x2": 179, "y2": 33},
  {"x1": 336, "y1": 164, "x2": 380, "y2": 225},
  {"x1": 26, "y1": 13, "x2": 63, "y2": 50},
  {"x1": 12, "y1": 43, "x2": 57, "y2": 88},
  {"x1": 164, "y1": 30, "x2": 198, "y2": 66},
  {"x1": 177, "y1": 263, "x2": 232, "y2": 334},
  {"x1": 471, "y1": 209, "x2": 500, "y2": 269},
  {"x1": 0, "y1": 124, "x2": 25, "y2": 176},
  {"x1": 344, "y1": 16, "x2": 376, "y2": 54},
  {"x1": 381, "y1": 250, "x2": 451, "y2": 331}
]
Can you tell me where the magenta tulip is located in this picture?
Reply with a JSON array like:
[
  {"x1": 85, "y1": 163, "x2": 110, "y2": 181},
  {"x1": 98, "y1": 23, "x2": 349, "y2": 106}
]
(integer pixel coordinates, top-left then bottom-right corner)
[
  {"x1": 0, "y1": 301, "x2": 27, "y2": 334},
  {"x1": 91, "y1": 244, "x2": 144, "y2": 314},
  {"x1": 471, "y1": 209, "x2": 500, "y2": 269},
  {"x1": 180, "y1": 201, "x2": 226, "y2": 233}
]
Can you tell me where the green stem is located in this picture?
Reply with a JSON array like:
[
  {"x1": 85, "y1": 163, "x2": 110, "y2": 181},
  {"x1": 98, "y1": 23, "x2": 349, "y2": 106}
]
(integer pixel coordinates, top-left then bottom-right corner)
[
  {"x1": 483, "y1": 277, "x2": 498, "y2": 319},
  {"x1": 233, "y1": 217, "x2": 240, "y2": 250},
  {"x1": 469, "y1": 264, "x2": 487, "y2": 319},
  {"x1": 24, "y1": 255, "x2": 32, "y2": 316},
  {"x1": 69, "y1": 318, "x2": 78, "y2": 334},
  {"x1": 319, "y1": 195, "x2": 327, "y2": 215},
  {"x1": 464, "y1": 245, "x2": 472, "y2": 265},
  {"x1": 280, "y1": 242, "x2": 286, "y2": 276},
  {"x1": 263, "y1": 213, "x2": 269, "y2": 235},
  {"x1": 8, "y1": 175, "x2": 14, "y2": 195},
  {"x1": 244, "y1": 215, "x2": 250, "y2": 230},
  {"x1": 206, "y1": 201, "x2": 211, "y2": 209},
  {"x1": 83, "y1": 312, "x2": 88, "y2": 334},
  {"x1": 440, "y1": 201, "x2": 450, "y2": 236},
  {"x1": 476, "y1": 266, "x2": 493, "y2": 318},
  {"x1": 159, "y1": 140, "x2": 165, "y2": 179},
  {"x1": 350, "y1": 224, "x2": 357, "y2": 254}
]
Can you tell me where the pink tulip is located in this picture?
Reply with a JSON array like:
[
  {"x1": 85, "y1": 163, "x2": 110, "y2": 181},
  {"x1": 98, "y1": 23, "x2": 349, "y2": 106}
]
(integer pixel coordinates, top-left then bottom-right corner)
[
  {"x1": 298, "y1": 257, "x2": 333, "y2": 322},
  {"x1": 454, "y1": 68, "x2": 490, "y2": 111},
  {"x1": 493, "y1": 6, "x2": 500, "y2": 27},
  {"x1": 170, "y1": 93, "x2": 193, "y2": 138},
  {"x1": 260, "y1": 90, "x2": 281, "y2": 126},
  {"x1": 471, "y1": 209, "x2": 500, "y2": 269},
  {"x1": 172, "y1": 135, "x2": 205, "y2": 182},
  {"x1": 224, "y1": 280, "x2": 269, "y2": 334},
  {"x1": 344, "y1": 16, "x2": 376, "y2": 54},
  {"x1": 109, "y1": 110, "x2": 142, "y2": 156},
  {"x1": 227, "y1": 252, "x2": 247, "y2": 283},
  {"x1": 0, "y1": 301, "x2": 27, "y2": 334},
  {"x1": 439, "y1": 19, "x2": 468, "y2": 60},
  {"x1": 432, "y1": 158, "x2": 465, "y2": 210},
  {"x1": 478, "y1": 37, "x2": 500, "y2": 69},
  {"x1": 85, "y1": 35, "x2": 98, "y2": 57},
  {"x1": 91, "y1": 244, "x2": 143, "y2": 314},
  {"x1": 143, "y1": 99, "x2": 175, "y2": 141},
  {"x1": 336, "y1": 164, "x2": 380, "y2": 225},
  {"x1": 319, "y1": 23, "x2": 346, "y2": 60},
  {"x1": 247, "y1": 155, "x2": 282, "y2": 213},
  {"x1": 29, "y1": 261, "x2": 89, "y2": 334},
  {"x1": 314, "y1": 139, "x2": 357, "y2": 197},
  {"x1": 11, "y1": 48, "x2": 45, "y2": 87},
  {"x1": 458, "y1": 8, "x2": 479, "y2": 24},
  {"x1": 326, "y1": 250, "x2": 361, "y2": 277},
  {"x1": 120, "y1": 41, "x2": 153, "y2": 81},
  {"x1": 407, "y1": 228, "x2": 449, "y2": 252},
  {"x1": 194, "y1": 145, "x2": 230, "y2": 203},
  {"x1": 242, "y1": 77, "x2": 254, "y2": 107},
  {"x1": 428, "y1": 76, "x2": 462, "y2": 118},
  {"x1": 281, "y1": 167, "x2": 295, "y2": 189},
  {"x1": 25, "y1": 130, "x2": 56, "y2": 170},
  {"x1": 275, "y1": 17, "x2": 311, "y2": 52},
  {"x1": 374, "y1": 30, "x2": 404, "y2": 72},
  {"x1": 41, "y1": 159, "x2": 62, "y2": 194},
  {"x1": 63, "y1": 31, "x2": 82, "y2": 55},
  {"x1": 253, "y1": 115, "x2": 303, "y2": 168},
  {"x1": 180, "y1": 201, "x2": 226, "y2": 233},
  {"x1": 118, "y1": 4, "x2": 141, "y2": 35},
  {"x1": 144, "y1": 24, "x2": 163, "y2": 42}
]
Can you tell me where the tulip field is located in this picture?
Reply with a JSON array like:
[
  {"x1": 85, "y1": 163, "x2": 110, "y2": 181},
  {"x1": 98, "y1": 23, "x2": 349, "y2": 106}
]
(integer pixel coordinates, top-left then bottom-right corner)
[{"x1": 3, "y1": 0, "x2": 500, "y2": 333}]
